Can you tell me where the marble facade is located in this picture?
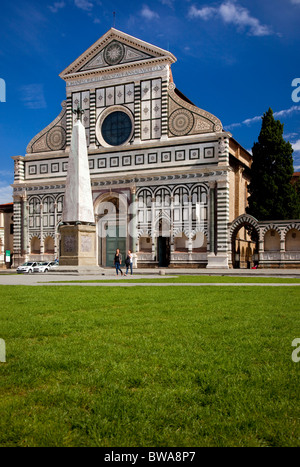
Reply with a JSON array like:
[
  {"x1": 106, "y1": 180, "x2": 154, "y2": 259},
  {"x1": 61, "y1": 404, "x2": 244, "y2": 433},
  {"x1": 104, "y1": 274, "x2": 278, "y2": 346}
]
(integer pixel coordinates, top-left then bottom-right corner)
[{"x1": 11, "y1": 28, "x2": 300, "y2": 269}]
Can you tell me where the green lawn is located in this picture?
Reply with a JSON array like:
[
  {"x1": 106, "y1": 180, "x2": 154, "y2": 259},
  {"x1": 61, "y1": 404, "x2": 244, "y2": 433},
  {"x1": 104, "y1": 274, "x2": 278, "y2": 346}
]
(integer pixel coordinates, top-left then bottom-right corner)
[
  {"x1": 47, "y1": 274, "x2": 300, "y2": 284},
  {"x1": 0, "y1": 285, "x2": 299, "y2": 447}
]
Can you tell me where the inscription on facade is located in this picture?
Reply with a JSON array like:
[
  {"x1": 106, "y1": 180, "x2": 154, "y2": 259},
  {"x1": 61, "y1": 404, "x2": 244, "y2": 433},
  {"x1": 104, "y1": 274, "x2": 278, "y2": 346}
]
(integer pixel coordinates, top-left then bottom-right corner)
[{"x1": 66, "y1": 65, "x2": 167, "y2": 87}]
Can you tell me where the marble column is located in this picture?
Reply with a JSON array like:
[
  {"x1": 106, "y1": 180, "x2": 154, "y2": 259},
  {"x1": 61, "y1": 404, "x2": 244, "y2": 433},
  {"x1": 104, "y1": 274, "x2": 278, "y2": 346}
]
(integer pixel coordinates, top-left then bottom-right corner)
[{"x1": 130, "y1": 186, "x2": 138, "y2": 268}]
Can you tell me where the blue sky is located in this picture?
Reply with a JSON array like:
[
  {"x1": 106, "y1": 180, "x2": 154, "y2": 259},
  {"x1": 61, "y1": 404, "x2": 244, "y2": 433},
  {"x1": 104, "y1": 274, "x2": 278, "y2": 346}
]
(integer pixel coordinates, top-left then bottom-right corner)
[{"x1": 0, "y1": 0, "x2": 300, "y2": 203}]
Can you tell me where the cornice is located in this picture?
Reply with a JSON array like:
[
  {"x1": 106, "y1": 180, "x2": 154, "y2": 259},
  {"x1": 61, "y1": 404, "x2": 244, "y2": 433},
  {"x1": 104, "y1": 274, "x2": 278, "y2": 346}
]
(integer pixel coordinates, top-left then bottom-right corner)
[
  {"x1": 90, "y1": 165, "x2": 229, "y2": 184},
  {"x1": 24, "y1": 150, "x2": 68, "y2": 160}
]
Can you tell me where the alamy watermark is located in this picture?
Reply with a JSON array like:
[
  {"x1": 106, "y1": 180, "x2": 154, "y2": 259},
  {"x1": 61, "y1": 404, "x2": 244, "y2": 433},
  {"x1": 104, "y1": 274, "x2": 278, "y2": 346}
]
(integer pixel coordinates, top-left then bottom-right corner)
[
  {"x1": 0, "y1": 78, "x2": 6, "y2": 102},
  {"x1": 0, "y1": 339, "x2": 5, "y2": 363},
  {"x1": 96, "y1": 198, "x2": 207, "y2": 247},
  {"x1": 292, "y1": 338, "x2": 300, "y2": 363},
  {"x1": 291, "y1": 78, "x2": 300, "y2": 103}
]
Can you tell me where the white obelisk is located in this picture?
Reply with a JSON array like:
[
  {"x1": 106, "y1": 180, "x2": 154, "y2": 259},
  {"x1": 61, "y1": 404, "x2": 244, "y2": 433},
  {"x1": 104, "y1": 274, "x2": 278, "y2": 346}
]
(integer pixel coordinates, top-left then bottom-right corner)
[
  {"x1": 62, "y1": 119, "x2": 94, "y2": 224},
  {"x1": 59, "y1": 111, "x2": 99, "y2": 269}
]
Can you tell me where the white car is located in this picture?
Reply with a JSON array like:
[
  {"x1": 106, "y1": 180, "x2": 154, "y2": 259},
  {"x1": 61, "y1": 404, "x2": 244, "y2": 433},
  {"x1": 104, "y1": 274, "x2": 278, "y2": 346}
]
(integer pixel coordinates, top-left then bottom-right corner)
[
  {"x1": 16, "y1": 262, "x2": 37, "y2": 274},
  {"x1": 33, "y1": 261, "x2": 58, "y2": 273}
]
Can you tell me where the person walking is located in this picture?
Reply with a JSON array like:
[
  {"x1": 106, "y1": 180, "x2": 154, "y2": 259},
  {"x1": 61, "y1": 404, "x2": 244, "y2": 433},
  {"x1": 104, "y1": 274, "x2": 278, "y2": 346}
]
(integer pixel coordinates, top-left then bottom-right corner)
[
  {"x1": 124, "y1": 249, "x2": 133, "y2": 276},
  {"x1": 114, "y1": 248, "x2": 123, "y2": 276}
]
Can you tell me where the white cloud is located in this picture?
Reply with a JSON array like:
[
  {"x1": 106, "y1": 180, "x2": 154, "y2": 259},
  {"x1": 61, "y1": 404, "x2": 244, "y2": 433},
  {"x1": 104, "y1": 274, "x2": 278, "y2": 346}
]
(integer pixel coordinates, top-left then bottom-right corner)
[
  {"x1": 49, "y1": 1, "x2": 101, "y2": 16},
  {"x1": 290, "y1": 0, "x2": 300, "y2": 4},
  {"x1": 74, "y1": 0, "x2": 94, "y2": 11},
  {"x1": 141, "y1": 5, "x2": 159, "y2": 20},
  {"x1": 225, "y1": 115, "x2": 261, "y2": 130},
  {"x1": 284, "y1": 132, "x2": 299, "y2": 140},
  {"x1": 292, "y1": 139, "x2": 300, "y2": 152},
  {"x1": 48, "y1": 2, "x2": 66, "y2": 13},
  {"x1": 274, "y1": 106, "x2": 300, "y2": 118},
  {"x1": 241, "y1": 115, "x2": 262, "y2": 126},
  {"x1": 20, "y1": 84, "x2": 47, "y2": 110},
  {"x1": 160, "y1": 0, "x2": 174, "y2": 8},
  {"x1": 225, "y1": 106, "x2": 300, "y2": 130},
  {"x1": 0, "y1": 185, "x2": 13, "y2": 205},
  {"x1": 188, "y1": 5, "x2": 215, "y2": 20},
  {"x1": 188, "y1": 1, "x2": 273, "y2": 36},
  {"x1": 0, "y1": 170, "x2": 13, "y2": 178}
]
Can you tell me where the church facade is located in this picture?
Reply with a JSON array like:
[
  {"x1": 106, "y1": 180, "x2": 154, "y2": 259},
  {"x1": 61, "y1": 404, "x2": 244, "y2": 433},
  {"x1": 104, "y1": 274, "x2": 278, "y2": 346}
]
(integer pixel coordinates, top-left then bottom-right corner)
[{"x1": 12, "y1": 28, "x2": 300, "y2": 269}]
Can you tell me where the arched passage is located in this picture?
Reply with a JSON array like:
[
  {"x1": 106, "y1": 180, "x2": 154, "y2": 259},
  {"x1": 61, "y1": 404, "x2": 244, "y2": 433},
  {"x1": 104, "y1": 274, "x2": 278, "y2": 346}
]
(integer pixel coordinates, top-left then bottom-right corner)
[{"x1": 230, "y1": 215, "x2": 259, "y2": 269}]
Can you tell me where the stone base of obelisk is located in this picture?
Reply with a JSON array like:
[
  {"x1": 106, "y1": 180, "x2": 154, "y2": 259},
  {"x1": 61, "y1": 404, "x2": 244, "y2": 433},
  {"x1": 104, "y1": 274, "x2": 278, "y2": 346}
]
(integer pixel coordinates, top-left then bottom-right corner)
[{"x1": 56, "y1": 224, "x2": 104, "y2": 274}]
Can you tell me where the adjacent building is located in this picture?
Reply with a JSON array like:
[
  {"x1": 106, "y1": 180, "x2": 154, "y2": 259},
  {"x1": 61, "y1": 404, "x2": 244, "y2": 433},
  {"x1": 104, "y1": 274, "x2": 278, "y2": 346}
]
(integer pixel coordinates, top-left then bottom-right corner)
[{"x1": 0, "y1": 203, "x2": 14, "y2": 268}]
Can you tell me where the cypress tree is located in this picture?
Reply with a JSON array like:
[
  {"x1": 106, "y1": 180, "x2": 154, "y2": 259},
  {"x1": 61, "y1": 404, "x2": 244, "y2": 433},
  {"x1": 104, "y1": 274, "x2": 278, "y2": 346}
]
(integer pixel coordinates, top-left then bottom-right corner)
[{"x1": 246, "y1": 108, "x2": 300, "y2": 220}]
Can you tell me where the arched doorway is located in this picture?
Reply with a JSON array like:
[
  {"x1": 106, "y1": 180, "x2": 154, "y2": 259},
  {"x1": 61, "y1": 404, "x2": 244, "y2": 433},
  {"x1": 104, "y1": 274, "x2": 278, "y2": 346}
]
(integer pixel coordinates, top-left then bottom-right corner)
[
  {"x1": 230, "y1": 215, "x2": 259, "y2": 269},
  {"x1": 157, "y1": 217, "x2": 170, "y2": 267},
  {"x1": 30, "y1": 236, "x2": 41, "y2": 255},
  {"x1": 44, "y1": 236, "x2": 55, "y2": 255},
  {"x1": 286, "y1": 228, "x2": 300, "y2": 251},
  {"x1": 95, "y1": 193, "x2": 128, "y2": 267}
]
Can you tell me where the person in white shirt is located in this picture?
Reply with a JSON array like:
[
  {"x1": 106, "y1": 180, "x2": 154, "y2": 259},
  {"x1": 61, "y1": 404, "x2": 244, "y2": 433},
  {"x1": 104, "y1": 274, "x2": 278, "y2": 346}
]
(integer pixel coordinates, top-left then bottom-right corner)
[{"x1": 124, "y1": 249, "x2": 133, "y2": 276}]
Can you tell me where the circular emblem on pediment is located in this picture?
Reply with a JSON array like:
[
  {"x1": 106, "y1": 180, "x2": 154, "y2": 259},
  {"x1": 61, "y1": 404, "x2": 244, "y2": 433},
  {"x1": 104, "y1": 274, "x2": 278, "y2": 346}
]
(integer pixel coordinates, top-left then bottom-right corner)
[
  {"x1": 46, "y1": 126, "x2": 66, "y2": 151},
  {"x1": 169, "y1": 108, "x2": 194, "y2": 136},
  {"x1": 104, "y1": 41, "x2": 125, "y2": 66}
]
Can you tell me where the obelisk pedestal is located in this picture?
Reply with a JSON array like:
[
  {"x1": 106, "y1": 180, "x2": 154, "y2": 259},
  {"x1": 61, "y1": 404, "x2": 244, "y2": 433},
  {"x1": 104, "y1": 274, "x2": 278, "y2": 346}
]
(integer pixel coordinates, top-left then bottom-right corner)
[{"x1": 59, "y1": 224, "x2": 97, "y2": 267}]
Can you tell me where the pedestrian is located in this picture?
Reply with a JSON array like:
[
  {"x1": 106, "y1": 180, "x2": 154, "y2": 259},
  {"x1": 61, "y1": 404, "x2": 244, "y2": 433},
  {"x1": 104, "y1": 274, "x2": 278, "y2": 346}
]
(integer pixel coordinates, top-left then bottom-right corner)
[
  {"x1": 124, "y1": 249, "x2": 133, "y2": 276},
  {"x1": 114, "y1": 248, "x2": 123, "y2": 276}
]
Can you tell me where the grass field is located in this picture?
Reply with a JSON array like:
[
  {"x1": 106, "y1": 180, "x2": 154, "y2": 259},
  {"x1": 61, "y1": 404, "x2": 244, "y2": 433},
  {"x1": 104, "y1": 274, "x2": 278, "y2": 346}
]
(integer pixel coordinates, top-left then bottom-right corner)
[
  {"x1": 47, "y1": 275, "x2": 300, "y2": 283},
  {"x1": 0, "y1": 284, "x2": 299, "y2": 447}
]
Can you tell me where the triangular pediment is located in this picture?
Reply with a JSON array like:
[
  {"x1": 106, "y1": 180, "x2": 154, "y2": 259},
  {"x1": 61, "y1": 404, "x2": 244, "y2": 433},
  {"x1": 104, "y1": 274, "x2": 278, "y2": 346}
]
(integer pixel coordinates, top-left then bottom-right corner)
[
  {"x1": 60, "y1": 28, "x2": 176, "y2": 79},
  {"x1": 80, "y1": 40, "x2": 154, "y2": 71}
]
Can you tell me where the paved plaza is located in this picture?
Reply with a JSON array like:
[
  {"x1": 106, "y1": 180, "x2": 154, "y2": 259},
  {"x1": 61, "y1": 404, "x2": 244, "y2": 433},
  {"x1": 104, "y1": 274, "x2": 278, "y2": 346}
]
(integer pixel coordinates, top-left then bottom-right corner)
[{"x1": 0, "y1": 267, "x2": 299, "y2": 286}]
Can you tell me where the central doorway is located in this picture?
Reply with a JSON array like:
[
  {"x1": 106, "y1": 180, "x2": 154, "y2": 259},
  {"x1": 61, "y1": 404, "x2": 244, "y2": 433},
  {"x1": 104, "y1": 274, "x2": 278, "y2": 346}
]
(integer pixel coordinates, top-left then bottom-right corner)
[
  {"x1": 96, "y1": 192, "x2": 129, "y2": 267},
  {"x1": 157, "y1": 217, "x2": 171, "y2": 267},
  {"x1": 158, "y1": 236, "x2": 170, "y2": 267},
  {"x1": 106, "y1": 225, "x2": 126, "y2": 267}
]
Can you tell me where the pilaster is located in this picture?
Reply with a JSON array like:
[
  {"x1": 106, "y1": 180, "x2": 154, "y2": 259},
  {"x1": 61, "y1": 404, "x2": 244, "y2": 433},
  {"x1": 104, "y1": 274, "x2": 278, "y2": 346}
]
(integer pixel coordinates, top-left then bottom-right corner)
[
  {"x1": 161, "y1": 78, "x2": 169, "y2": 139},
  {"x1": 66, "y1": 94, "x2": 73, "y2": 148},
  {"x1": 206, "y1": 178, "x2": 230, "y2": 269},
  {"x1": 89, "y1": 89, "x2": 97, "y2": 148},
  {"x1": 12, "y1": 194, "x2": 24, "y2": 266},
  {"x1": 218, "y1": 136, "x2": 229, "y2": 166},
  {"x1": 134, "y1": 83, "x2": 141, "y2": 143}
]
